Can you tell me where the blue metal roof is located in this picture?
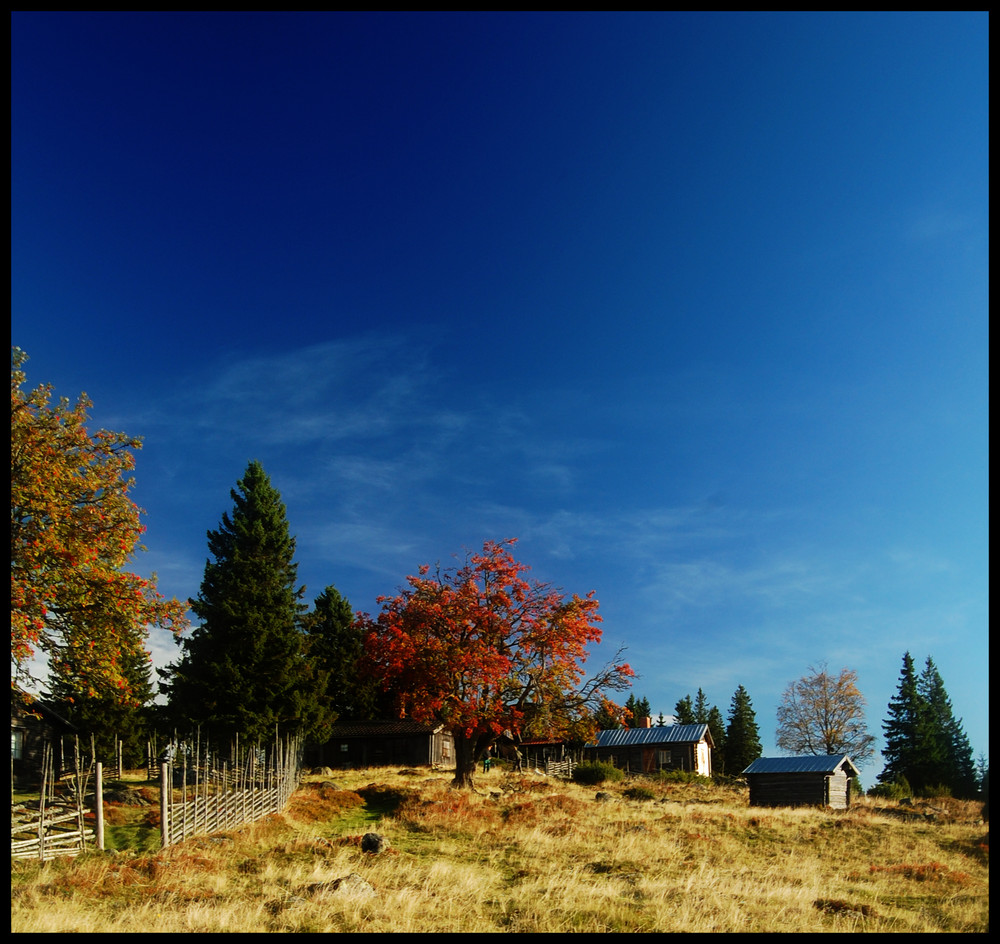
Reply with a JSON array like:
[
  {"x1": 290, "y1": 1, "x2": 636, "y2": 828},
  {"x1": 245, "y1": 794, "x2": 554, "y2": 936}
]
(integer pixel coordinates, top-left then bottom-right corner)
[
  {"x1": 742, "y1": 755, "x2": 858, "y2": 776},
  {"x1": 591, "y1": 724, "x2": 710, "y2": 748}
]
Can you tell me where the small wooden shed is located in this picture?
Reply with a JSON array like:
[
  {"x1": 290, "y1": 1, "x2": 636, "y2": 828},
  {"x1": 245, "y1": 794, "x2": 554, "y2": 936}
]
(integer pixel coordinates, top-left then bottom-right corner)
[
  {"x1": 583, "y1": 723, "x2": 714, "y2": 777},
  {"x1": 312, "y1": 720, "x2": 455, "y2": 770},
  {"x1": 743, "y1": 755, "x2": 860, "y2": 809}
]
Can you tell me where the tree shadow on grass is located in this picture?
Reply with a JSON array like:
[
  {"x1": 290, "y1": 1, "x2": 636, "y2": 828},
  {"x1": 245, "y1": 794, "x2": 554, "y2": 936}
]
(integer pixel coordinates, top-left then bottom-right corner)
[{"x1": 356, "y1": 784, "x2": 416, "y2": 819}]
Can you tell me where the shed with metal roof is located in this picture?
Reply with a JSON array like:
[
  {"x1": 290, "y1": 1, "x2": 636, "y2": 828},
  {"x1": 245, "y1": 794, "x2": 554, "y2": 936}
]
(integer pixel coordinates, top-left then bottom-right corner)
[
  {"x1": 743, "y1": 755, "x2": 860, "y2": 809},
  {"x1": 583, "y1": 723, "x2": 714, "y2": 777}
]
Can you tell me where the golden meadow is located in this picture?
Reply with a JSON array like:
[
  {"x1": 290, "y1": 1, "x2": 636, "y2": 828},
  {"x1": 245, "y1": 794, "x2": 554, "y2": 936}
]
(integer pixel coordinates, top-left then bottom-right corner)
[{"x1": 11, "y1": 765, "x2": 988, "y2": 933}]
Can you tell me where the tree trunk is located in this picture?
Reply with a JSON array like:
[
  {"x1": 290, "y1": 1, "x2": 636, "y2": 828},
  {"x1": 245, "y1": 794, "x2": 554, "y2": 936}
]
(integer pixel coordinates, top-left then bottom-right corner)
[{"x1": 451, "y1": 734, "x2": 480, "y2": 790}]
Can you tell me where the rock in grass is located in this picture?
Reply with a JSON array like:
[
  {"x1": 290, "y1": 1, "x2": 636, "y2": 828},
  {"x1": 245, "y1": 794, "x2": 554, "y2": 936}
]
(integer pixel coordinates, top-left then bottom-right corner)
[
  {"x1": 361, "y1": 832, "x2": 389, "y2": 854},
  {"x1": 304, "y1": 873, "x2": 377, "y2": 901}
]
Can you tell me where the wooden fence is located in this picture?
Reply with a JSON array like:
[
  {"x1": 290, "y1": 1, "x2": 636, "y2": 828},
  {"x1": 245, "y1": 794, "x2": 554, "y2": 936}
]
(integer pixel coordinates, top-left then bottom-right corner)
[
  {"x1": 541, "y1": 757, "x2": 575, "y2": 779},
  {"x1": 11, "y1": 799, "x2": 97, "y2": 861},
  {"x1": 518, "y1": 752, "x2": 577, "y2": 779},
  {"x1": 12, "y1": 735, "x2": 303, "y2": 858},
  {"x1": 160, "y1": 735, "x2": 302, "y2": 848},
  {"x1": 11, "y1": 744, "x2": 104, "y2": 861}
]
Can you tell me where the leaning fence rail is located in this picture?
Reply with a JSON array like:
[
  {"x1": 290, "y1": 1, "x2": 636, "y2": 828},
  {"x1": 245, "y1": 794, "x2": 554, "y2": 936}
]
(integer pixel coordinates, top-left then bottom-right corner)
[
  {"x1": 11, "y1": 743, "x2": 104, "y2": 861},
  {"x1": 11, "y1": 805, "x2": 96, "y2": 860}
]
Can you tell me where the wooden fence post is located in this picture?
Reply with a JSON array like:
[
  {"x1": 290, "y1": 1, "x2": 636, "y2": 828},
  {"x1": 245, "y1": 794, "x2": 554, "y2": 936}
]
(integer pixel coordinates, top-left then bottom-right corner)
[
  {"x1": 38, "y1": 745, "x2": 50, "y2": 862},
  {"x1": 160, "y1": 763, "x2": 170, "y2": 848},
  {"x1": 95, "y1": 762, "x2": 105, "y2": 851}
]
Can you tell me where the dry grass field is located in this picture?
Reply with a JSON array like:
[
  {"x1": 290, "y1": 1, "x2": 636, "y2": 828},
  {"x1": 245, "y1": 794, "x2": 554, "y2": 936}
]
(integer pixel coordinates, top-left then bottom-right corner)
[{"x1": 10, "y1": 765, "x2": 988, "y2": 933}]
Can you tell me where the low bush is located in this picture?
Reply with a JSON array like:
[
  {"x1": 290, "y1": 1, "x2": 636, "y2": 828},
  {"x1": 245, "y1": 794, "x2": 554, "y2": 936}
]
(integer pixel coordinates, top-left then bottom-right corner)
[
  {"x1": 622, "y1": 785, "x2": 656, "y2": 801},
  {"x1": 867, "y1": 777, "x2": 912, "y2": 800},
  {"x1": 918, "y1": 783, "x2": 953, "y2": 799},
  {"x1": 572, "y1": 761, "x2": 624, "y2": 786},
  {"x1": 656, "y1": 769, "x2": 711, "y2": 785}
]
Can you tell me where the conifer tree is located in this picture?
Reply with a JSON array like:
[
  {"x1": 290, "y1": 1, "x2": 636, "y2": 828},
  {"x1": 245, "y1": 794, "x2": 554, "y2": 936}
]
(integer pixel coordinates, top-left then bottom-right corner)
[
  {"x1": 707, "y1": 704, "x2": 727, "y2": 774},
  {"x1": 625, "y1": 694, "x2": 651, "y2": 726},
  {"x1": 879, "y1": 652, "x2": 978, "y2": 798},
  {"x1": 302, "y1": 585, "x2": 387, "y2": 725},
  {"x1": 726, "y1": 684, "x2": 762, "y2": 774},
  {"x1": 879, "y1": 652, "x2": 923, "y2": 790},
  {"x1": 674, "y1": 694, "x2": 695, "y2": 725},
  {"x1": 676, "y1": 689, "x2": 726, "y2": 772},
  {"x1": 160, "y1": 460, "x2": 323, "y2": 744},
  {"x1": 694, "y1": 688, "x2": 710, "y2": 724},
  {"x1": 917, "y1": 657, "x2": 978, "y2": 798}
]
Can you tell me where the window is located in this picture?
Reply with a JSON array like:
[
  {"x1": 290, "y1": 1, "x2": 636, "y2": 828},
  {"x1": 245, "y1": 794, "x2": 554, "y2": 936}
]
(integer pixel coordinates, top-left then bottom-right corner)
[{"x1": 12, "y1": 729, "x2": 25, "y2": 760}]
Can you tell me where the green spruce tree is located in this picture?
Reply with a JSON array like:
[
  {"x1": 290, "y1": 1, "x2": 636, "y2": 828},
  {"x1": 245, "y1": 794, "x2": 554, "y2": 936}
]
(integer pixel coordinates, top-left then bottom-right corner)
[
  {"x1": 879, "y1": 652, "x2": 923, "y2": 792},
  {"x1": 707, "y1": 704, "x2": 727, "y2": 775},
  {"x1": 674, "y1": 694, "x2": 695, "y2": 725},
  {"x1": 302, "y1": 584, "x2": 387, "y2": 725},
  {"x1": 879, "y1": 652, "x2": 979, "y2": 798},
  {"x1": 694, "y1": 688, "x2": 710, "y2": 724},
  {"x1": 624, "y1": 694, "x2": 652, "y2": 727},
  {"x1": 726, "y1": 684, "x2": 762, "y2": 774},
  {"x1": 917, "y1": 657, "x2": 978, "y2": 798},
  {"x1": 160, "y1": 460, "x2": 326, "y2": 744}
]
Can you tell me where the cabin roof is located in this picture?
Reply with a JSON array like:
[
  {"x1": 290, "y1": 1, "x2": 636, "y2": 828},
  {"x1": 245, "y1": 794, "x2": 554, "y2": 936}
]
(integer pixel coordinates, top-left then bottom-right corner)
[
  {"x1": 742, "y1": 754, "x2": 859, "y2": 777},
  {"x1": 11, "y1": 690, "x2": 77, "y2": 732},
  {"x1": 327, "y1": 720, "x2": 445, "y2": 738},
  {"x1": 591, "y1": 723, "x2": 712, "y2": 748}
]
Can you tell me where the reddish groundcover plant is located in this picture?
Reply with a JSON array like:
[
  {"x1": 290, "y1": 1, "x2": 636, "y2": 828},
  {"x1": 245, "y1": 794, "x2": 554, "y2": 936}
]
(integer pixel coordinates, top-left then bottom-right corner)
[{"x1": 358, "y1": 539, "x2": 633, "y2": 788}]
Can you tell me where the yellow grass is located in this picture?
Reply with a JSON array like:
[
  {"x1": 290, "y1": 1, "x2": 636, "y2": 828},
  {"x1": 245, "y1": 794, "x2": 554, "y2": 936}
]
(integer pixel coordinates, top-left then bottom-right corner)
[{"x1": 10, "y1": 766, "x2": 989, "y2": 933}]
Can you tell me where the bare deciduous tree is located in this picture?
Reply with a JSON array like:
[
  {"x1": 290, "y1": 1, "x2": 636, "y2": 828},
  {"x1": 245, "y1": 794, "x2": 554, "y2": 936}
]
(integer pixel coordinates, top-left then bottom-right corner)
[{"x1": 776, "y1": 663, "x2": 876, "y2": 763}]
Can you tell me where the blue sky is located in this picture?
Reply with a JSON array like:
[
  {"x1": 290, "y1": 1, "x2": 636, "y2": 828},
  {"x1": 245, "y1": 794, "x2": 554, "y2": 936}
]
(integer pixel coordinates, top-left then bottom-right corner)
[{"x1": 12, "y1": 12, "x2": 988, "y2": 786}]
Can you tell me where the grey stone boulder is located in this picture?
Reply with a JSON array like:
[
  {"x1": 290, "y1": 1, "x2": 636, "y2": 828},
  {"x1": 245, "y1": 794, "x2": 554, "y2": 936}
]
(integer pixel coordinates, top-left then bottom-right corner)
[
  {"x1": 361, "y1": 832, "x2": 390, "y2": 854},
  {"x1": 304, "y1": 873, "x2": 377, "y2": 901}
]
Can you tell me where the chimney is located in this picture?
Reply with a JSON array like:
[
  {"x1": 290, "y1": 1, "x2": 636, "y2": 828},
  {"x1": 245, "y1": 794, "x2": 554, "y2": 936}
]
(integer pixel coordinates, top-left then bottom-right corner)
[{"x1": 640, "y1": 716, "x2": 653, "y2": 729}]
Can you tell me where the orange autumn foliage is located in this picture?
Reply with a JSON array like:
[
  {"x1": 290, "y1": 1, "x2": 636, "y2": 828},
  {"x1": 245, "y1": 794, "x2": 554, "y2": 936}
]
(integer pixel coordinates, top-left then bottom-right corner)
[{"x1": 11, "y1": 347, "x2": 188, "y2": 704}]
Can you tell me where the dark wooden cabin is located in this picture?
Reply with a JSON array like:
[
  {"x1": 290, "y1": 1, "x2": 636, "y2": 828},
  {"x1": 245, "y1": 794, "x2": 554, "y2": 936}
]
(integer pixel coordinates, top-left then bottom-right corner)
[
  {"x1": 11, "y1": 694, "x2": 77, "y2": 788},
  {"x1": 583, "y1": 722, "x2": 714, "y2": 776},
  {"x1": 309, "y1": 720, "x2": 455, "y2": 770},
  {"x1": 743, "y1": 755, "x2": 860, "y2": 809}
]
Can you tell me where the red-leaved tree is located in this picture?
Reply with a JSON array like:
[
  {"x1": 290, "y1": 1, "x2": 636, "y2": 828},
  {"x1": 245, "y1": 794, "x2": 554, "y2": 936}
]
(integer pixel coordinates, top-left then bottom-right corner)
[{"x1": 358, "y1": 539, "x2": 634, "y2": 788}]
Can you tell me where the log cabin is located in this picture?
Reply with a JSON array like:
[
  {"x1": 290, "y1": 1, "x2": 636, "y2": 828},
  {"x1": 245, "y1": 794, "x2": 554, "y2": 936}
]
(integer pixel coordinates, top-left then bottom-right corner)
[
  {"x1": 583, "y1": 719, "x2": 714, "y2": 777},
  {"x1": 743, "y1": 754, "x2": 860, "y2": 809}
]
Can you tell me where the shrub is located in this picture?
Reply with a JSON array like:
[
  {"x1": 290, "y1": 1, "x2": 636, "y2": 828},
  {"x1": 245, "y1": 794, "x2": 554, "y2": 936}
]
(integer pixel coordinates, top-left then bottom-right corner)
[
  {"x1": 622, "y1": 785, "x2": 656, "y2": 801},
  {"x1": 656, "y1": 769, "x2": 711, "y2": 785},
  {"x1": 868, "y1": 776, "x2": 912, "y2": 800},
  {"x1": 919, "y1": 783, "x2": 952, "y2": 799},
  {"x1": 572, "y1": 761, "x2": 624, "y2": 785}
]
